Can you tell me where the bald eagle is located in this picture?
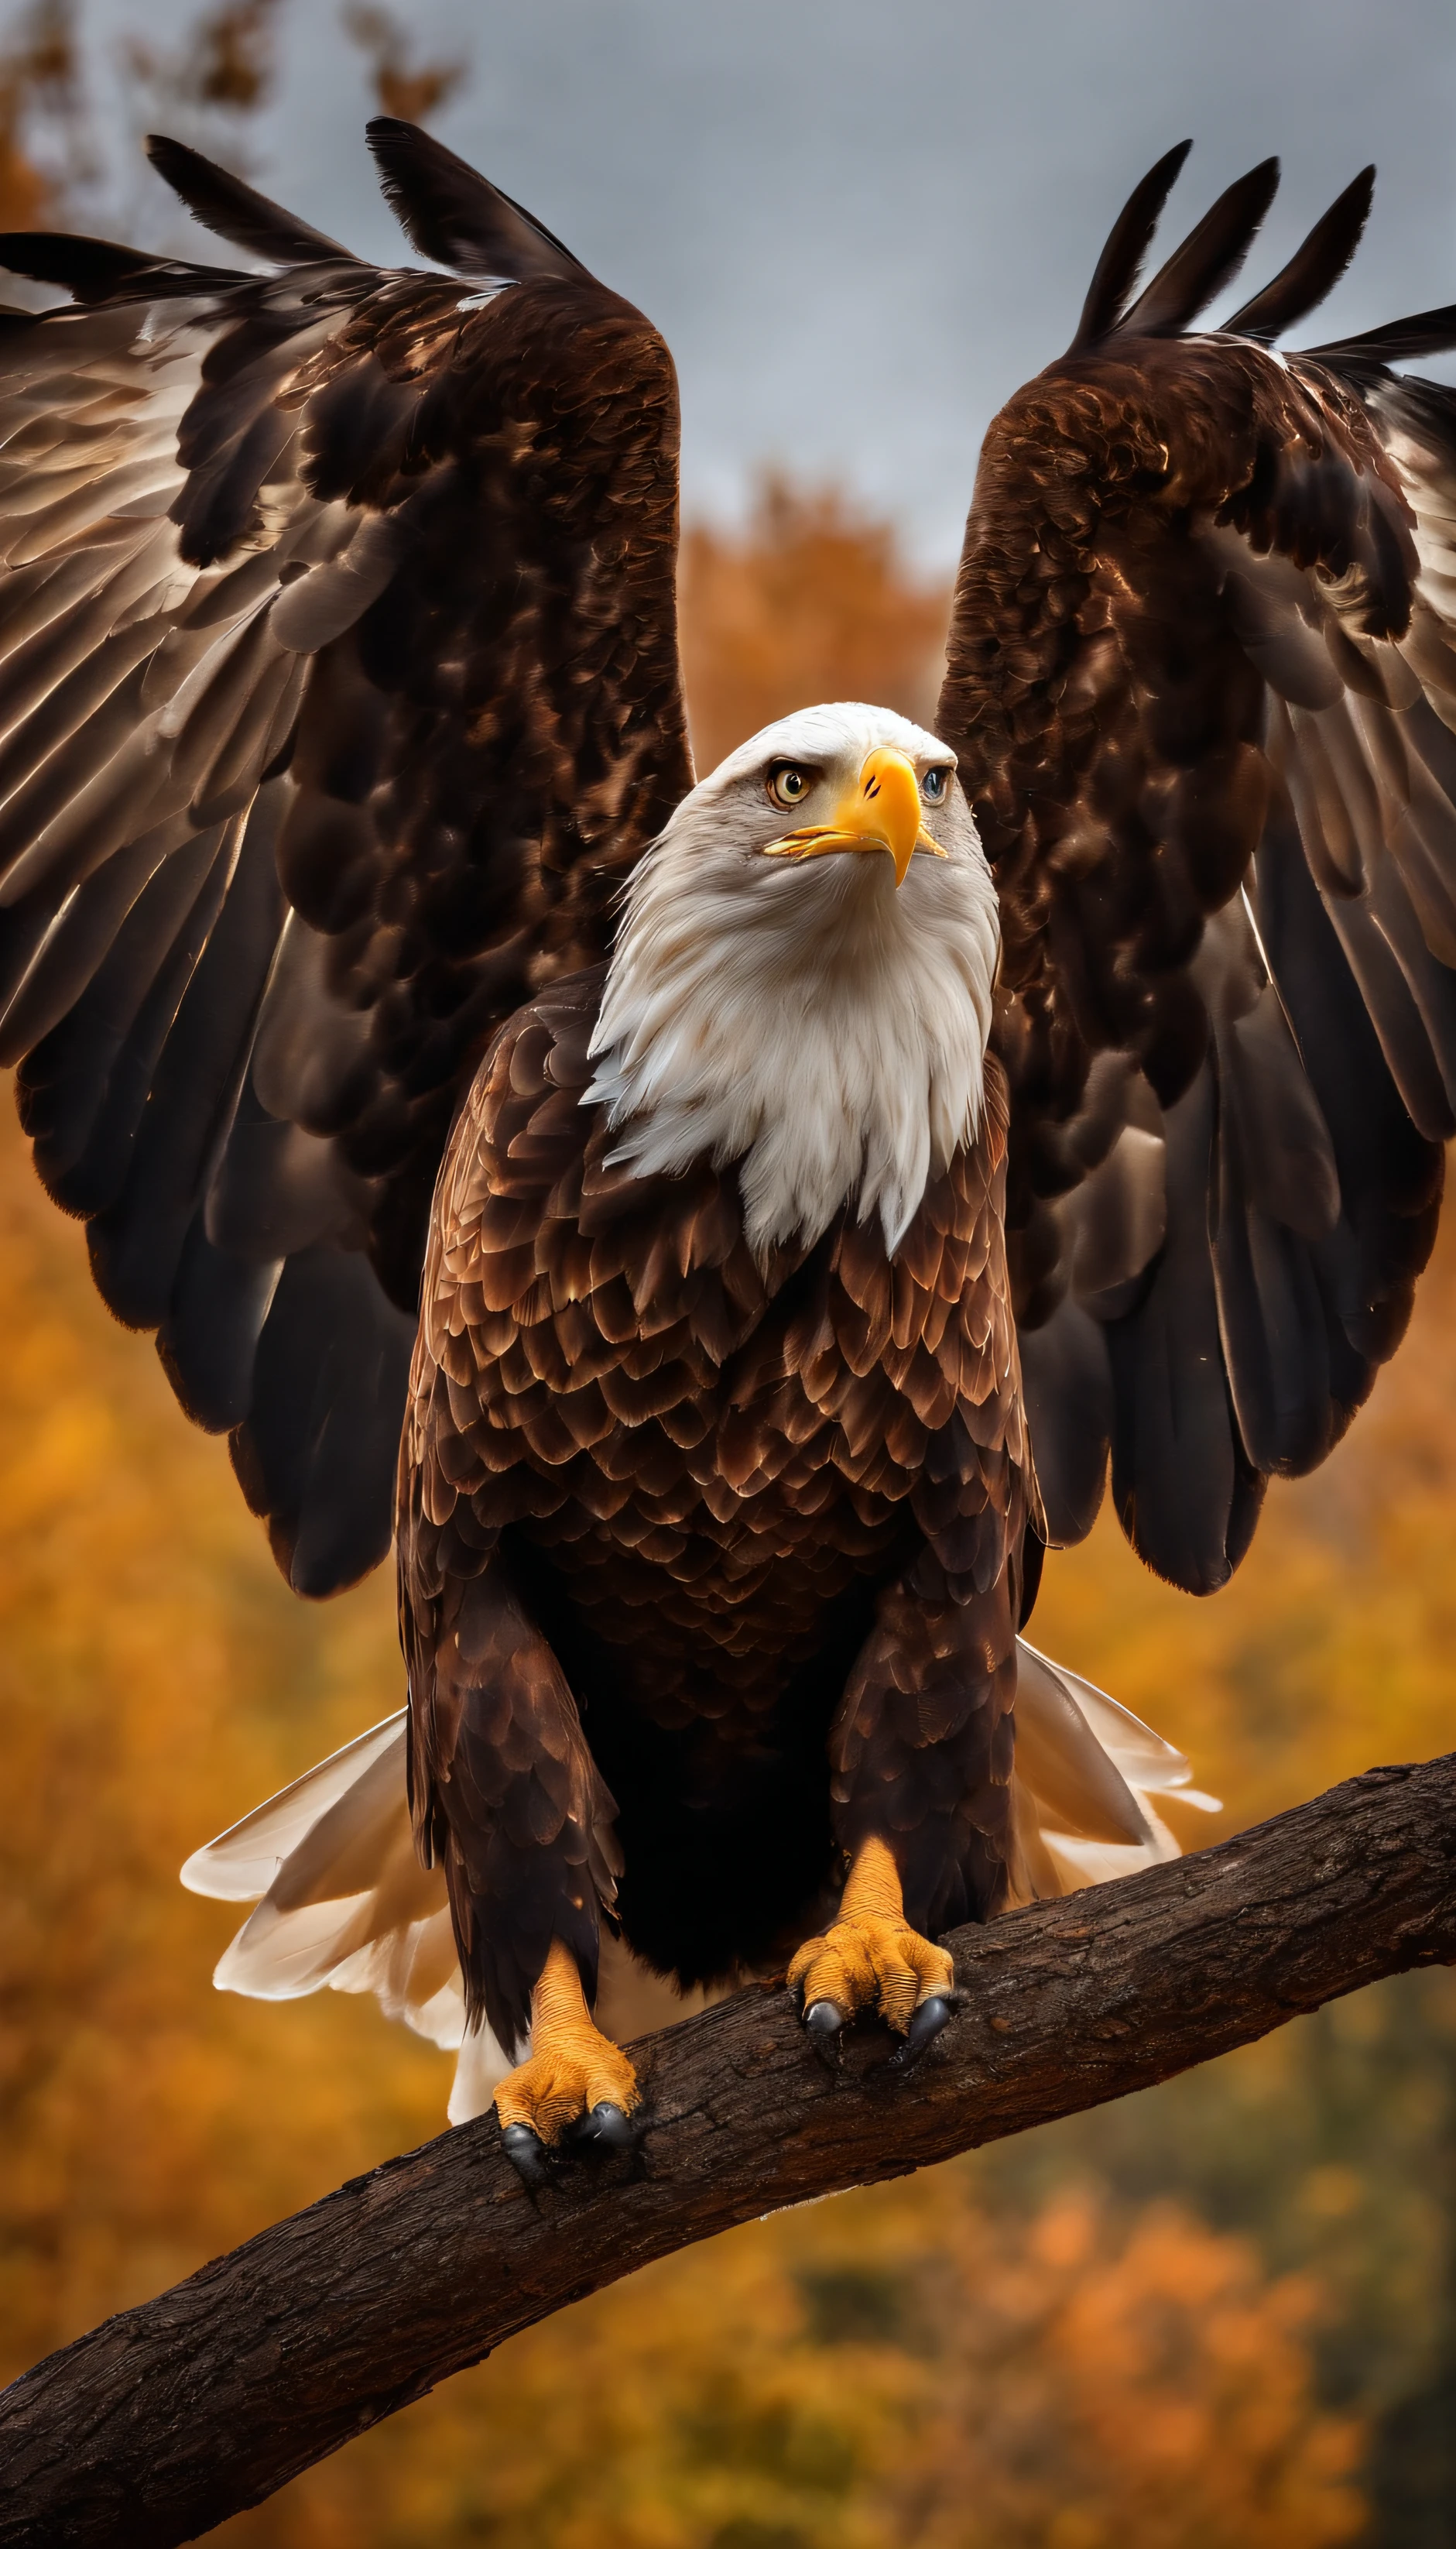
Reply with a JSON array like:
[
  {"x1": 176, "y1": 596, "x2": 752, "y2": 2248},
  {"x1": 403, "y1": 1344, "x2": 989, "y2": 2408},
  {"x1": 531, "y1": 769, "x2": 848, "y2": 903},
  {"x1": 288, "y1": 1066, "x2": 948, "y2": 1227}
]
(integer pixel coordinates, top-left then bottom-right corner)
[{"x1": 2, "y1": 128, "x2": 1453, "y2": 2159}]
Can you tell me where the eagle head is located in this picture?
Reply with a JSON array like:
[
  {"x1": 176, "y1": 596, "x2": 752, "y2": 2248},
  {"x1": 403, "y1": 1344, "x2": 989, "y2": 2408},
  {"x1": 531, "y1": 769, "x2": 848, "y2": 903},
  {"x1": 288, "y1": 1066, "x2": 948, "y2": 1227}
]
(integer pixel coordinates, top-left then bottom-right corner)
[{"x1": 587, "y1": 702, "x2": 1001, "y2": 1261}]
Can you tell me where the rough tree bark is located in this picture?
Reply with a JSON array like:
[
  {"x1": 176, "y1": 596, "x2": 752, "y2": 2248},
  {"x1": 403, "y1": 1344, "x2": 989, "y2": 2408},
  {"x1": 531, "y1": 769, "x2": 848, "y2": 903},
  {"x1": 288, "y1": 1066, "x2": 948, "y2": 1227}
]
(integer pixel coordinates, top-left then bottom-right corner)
[{"x1": 2, "y1": 1753, "x2": 1455, "y2": 2549}]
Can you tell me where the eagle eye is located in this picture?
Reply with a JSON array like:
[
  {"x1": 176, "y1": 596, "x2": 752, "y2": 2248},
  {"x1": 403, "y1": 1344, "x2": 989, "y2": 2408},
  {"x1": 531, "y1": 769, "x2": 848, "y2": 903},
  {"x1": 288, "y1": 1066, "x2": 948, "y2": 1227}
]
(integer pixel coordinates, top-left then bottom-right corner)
[
  {"x1": 922, "y1": 766, "x2": 951, "y2": 804},
  {"x1": 766, "y1": 762, "x2": 816, "y2": 810}
]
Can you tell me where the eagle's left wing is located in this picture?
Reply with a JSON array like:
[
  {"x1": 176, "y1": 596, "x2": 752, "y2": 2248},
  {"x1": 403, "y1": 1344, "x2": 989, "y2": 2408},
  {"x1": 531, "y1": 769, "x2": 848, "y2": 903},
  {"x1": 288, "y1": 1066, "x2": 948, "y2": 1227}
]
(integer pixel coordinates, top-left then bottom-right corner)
[
  {"x1": 939, "y1": 146, "x2": 1456, "y2": 1593},
  {"x1": 0, "y1": 122, "x2": 690, "y2": 1595}
]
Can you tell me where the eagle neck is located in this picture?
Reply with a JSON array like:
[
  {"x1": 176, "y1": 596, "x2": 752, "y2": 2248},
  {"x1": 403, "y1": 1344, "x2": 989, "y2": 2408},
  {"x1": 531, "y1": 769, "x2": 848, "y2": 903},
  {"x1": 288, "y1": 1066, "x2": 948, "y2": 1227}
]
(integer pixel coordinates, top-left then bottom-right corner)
[{"x1": 584, "y1": 828, "x2": 1000, "y2": 1262}]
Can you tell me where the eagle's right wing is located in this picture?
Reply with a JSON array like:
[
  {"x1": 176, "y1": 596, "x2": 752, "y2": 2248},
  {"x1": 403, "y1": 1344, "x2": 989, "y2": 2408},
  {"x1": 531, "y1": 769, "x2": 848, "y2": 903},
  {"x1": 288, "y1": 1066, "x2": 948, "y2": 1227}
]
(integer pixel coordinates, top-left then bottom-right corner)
[{"x1": 0, "y1": 121, "x2": 690, "y2": 1595}]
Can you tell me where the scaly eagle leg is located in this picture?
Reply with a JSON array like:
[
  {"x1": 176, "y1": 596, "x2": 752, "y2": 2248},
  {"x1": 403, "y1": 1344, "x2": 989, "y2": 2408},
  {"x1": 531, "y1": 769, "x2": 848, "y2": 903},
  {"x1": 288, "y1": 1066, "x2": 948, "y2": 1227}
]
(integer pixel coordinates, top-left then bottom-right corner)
[
  {"x1": 494, "y1": 1939, "x2": 643, "y2": 2176},
  {"x1": 786, "y1": 1835, "x2": 958, "y2": 2061}
]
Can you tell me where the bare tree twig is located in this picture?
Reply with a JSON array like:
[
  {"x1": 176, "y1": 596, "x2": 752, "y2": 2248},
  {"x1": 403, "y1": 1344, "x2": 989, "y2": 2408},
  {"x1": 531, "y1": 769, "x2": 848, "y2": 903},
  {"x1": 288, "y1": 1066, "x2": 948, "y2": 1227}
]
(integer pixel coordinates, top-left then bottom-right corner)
[{"x1": 2, "y1": 1754, "x2": 1454, "y2": 2548}]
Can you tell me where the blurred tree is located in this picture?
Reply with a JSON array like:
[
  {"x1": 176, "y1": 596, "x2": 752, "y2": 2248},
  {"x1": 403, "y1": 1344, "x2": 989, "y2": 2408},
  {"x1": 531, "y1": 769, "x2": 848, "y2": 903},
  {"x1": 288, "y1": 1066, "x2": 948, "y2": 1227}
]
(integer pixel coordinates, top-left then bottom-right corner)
[
  {"x1": 677, "y1": 474, "x2": 950, "y2": 773},
  {"x1": 1006, "y1": 1216, "x2": 1456, "y2": 2545},
  {"x1": 123, "y1": 0, "x2": 281, "y2": 117},
  {"x1": 882, "y1": 2187, "x2": 1363, "y2": 2549},
  {"x1": 115, "y1": 0, "x2": 282, "y2": 195},
  {"x1": 0, "y1": 1094, "x2": 444, "y2": 2379},
  {"x1": 343, "y1": 5, "x2": 466, "y2": 125},
  {"x1": 0, "y1": 0, "x2": 83, "y2": 227},
  {"x1": 0, "y1": 0, "x2": 469, "y2": 246}
]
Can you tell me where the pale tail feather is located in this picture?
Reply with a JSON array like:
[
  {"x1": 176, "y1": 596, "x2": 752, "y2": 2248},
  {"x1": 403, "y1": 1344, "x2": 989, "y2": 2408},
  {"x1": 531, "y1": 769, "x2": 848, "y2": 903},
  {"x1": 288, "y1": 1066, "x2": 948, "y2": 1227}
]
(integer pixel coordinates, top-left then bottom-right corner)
[
  {"x1": 1008, "y1": 1638, "x2": 1220, "y2": 1902},
  {"x1": 180, "y1": 1713, "x2": 406, "y2": 1901},
  {"x1": 180, "y1": 1710, "x2": 715, "y2": 2121},
  {"x1": 182, "y1": 1647, "x2": 1217, "y2": 2122}
]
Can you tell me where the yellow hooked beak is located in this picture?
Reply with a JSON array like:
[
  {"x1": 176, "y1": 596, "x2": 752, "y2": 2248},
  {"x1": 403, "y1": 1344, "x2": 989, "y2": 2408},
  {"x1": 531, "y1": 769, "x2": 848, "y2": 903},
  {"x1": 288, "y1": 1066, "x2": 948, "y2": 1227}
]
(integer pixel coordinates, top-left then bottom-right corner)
[{"x1": 763, "y1": 746, "x2": 947, "y2": 889}]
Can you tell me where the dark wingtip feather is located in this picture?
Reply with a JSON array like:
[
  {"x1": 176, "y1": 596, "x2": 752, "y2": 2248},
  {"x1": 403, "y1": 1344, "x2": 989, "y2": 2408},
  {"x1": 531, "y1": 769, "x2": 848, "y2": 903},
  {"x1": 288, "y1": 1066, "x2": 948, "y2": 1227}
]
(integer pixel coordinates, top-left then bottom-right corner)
[
  {"x1": 1069, "y1": 139, "x2": 1194, "y2": 352},
  {"x1": 0, "y1": 229, "x2": 242, "y2": 304},
  {"x1": 365, "y1": 116, "x2": 591, "y2": 283},
  {"x1": 1310, "y1": 302, "x2": 1456, "y2": 367},
  {"x1": 1224, "y1": 166, "x2": 1375, "y2": 343},
  {"x1": 1118, "y1": 156, "x2": 1281, "y2": 338},
  {"x1": 146, "y1": 133, "x2": 358, "y2": 267}
]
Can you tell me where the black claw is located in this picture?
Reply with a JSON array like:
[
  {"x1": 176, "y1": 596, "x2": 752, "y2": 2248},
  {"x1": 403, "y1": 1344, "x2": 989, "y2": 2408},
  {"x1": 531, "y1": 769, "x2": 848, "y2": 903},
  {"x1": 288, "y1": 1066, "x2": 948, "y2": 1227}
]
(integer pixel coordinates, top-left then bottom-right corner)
[
  {"x1": 503, "y1": 2101, "x2": 653, "y2": 2188},
  {"x1": 501, "y1": 2122, "x2": 553, "y2": 2189},
  {"x1": 890, "y1": 1992, "x2": 960, "y2": 2071},
  {"x1": 909, "y1": 1993, "x2": 954, "y2": 2050},
  {"x1": 803, "y1": 1997, "x2": 846, "y2": 2067},
  {"x1": 573, "y1": 2099, "x2": 643, "y2": 2153}
]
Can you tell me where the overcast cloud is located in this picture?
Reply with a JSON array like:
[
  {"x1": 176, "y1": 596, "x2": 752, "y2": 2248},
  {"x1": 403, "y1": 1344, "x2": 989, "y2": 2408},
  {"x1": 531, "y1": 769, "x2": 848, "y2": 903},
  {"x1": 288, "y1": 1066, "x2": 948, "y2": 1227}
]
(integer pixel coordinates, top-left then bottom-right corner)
[{"x1": 80, "y1": 0, "x2": 1456, "y2": 565}]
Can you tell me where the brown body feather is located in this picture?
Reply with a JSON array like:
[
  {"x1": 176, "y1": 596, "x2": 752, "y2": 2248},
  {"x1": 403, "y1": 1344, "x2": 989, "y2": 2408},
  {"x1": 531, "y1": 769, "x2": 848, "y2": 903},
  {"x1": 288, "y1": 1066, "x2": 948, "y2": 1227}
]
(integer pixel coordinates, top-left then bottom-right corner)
[{"x1": 399, "y1": 973, "x2": 1030, "y2": 2044}]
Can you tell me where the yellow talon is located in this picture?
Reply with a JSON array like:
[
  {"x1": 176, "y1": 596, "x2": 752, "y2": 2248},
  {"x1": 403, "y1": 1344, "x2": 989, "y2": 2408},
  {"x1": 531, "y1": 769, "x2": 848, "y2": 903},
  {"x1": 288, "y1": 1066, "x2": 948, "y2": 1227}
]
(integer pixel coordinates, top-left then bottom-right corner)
[
  {"x1": 493, "y1": 1937, "x2": 641, "y2": 2147},
  {"x1": 787, "y1": 1836, "x2": 954, "y2": 2035}
]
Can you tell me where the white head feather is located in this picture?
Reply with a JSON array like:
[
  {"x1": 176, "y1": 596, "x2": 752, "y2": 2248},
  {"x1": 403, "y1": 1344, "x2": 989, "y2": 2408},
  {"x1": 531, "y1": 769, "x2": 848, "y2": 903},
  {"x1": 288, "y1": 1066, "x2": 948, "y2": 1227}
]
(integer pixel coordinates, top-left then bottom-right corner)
[{"x1": 586, "y1": 702, "x2": 1000, "y2": 1260}]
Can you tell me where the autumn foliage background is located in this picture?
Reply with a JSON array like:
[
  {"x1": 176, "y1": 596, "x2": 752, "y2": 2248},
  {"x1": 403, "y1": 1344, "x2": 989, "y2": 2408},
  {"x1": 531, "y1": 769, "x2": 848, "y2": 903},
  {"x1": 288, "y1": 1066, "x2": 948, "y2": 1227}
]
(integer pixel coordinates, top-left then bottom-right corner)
[{"x1": 0, "y1": 9, "x2": 1452, "y2": 2544}]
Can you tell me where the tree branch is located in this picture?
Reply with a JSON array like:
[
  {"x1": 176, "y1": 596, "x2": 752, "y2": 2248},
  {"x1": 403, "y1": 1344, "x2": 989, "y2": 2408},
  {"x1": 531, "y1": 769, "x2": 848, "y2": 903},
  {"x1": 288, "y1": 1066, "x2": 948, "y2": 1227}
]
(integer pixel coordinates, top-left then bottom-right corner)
[{"x1": 4, "y1": 1754, "x2": 1455, "y2": 2548}]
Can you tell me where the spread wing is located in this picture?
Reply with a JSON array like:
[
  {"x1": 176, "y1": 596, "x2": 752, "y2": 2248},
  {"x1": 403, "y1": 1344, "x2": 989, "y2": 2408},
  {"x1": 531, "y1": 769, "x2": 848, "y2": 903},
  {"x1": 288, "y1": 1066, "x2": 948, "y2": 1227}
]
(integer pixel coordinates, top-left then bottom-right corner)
[
  {"x1": 939, "y1": 144, "x2": 1456, "y2": 1592},
  {"x1": 0, "y1": 120, "x2": 690, "y2": 1594}
]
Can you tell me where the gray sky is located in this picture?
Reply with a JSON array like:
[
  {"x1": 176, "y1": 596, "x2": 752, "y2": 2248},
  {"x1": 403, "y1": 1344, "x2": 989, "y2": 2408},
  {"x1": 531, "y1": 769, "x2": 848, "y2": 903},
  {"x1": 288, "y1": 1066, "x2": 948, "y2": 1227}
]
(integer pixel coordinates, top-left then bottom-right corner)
[{"x1": 78, "y1": 0, "x2": 1456, "y2": 566}]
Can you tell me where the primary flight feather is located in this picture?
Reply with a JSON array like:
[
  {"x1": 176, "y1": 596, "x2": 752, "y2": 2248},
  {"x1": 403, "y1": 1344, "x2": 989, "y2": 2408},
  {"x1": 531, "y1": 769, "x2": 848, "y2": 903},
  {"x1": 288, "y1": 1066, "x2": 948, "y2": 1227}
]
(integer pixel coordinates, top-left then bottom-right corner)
[{"x1": 1, "y1": 123, "x2": 1451, "y2": 2146}]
